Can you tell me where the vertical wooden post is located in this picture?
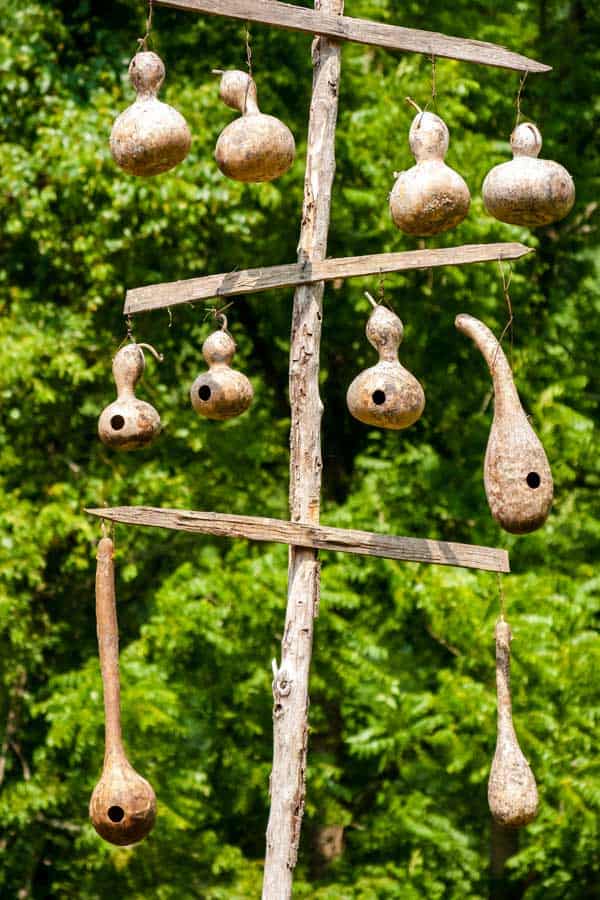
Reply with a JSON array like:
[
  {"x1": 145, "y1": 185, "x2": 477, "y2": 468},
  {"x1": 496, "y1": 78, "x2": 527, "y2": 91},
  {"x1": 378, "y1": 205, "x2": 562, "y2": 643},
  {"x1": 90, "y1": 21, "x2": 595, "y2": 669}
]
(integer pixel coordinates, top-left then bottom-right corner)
[{"x1": 262, "y1": 1, "x2": 343, "y2": 897}]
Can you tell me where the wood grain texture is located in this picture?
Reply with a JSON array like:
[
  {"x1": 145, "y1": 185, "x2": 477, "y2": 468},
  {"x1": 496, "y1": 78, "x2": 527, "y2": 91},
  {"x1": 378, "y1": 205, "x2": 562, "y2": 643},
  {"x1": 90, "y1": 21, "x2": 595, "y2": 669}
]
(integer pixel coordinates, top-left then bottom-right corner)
[
  {"x1": 153, "y1": 0, "x2": 550, "y2": 72},
  {"x1": 85, "y1": 507, "x2": 511, "y2": 574},
  {"x1": 124, "y1": 243, "x2": 533, "y2": 314}
]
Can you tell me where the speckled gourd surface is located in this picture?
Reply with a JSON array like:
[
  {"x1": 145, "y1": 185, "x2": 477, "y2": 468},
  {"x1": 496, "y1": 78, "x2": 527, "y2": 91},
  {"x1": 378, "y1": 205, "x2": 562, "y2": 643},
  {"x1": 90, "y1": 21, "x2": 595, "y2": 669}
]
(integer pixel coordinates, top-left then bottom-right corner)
[
  {"x1": 482, "y1": 122, "x2": 574, "y2": 227},
  {"x1": 488, "y1": 619, "x2": 539, "y2": 827},
  {"x1": 455, "y1": 313, "x2": 553, "y2": 534},
  {"x1": 98, "y1": 343, "x2": 162, "y2": 451},
  {"x1": 346, "y1": 301, "x2": 425, "y2": 430},
  {"x1": 190, "y1": 322, "x2": 254, "y2": 420},
  {"x1": 110, "y1": 50, "x2": 191, "y2": 177},
  {"x1": 214, "y1": 70, "x2": 295, "y2": 183},
  {"x1": 89, "y1": 538, "x2": 157, "y2": 846},
  {"x1": 389, "y1": 109, "x2": 470, "y2": 236}
]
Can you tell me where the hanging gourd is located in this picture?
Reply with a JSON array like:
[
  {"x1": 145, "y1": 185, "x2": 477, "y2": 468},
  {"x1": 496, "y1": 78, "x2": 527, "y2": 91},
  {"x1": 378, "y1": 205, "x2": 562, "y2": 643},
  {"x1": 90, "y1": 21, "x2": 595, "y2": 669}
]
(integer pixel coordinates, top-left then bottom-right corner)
[
  {"x1": 488, "y1": 618, "x2": 539, "y2": 827},
  {"x1": 455, "y1": 313, "x2": 552, "y2": 534},
  {"x1": 482, "y1": 123, "x2": 575, "y2": 227},
  {"x1": 110, "y1": 51, "x2": 191, "y2": 177},
  {"x1": 90, "y1": 536, "x2": 157, "y2": 845},
  {"x1": 98, "y1": 342, "x2": 163, "y2": 451},
  {"x1": 190, "y1": 315, "x2": 253, "y2": 420},
  {"x1": 347, "y1": 294, "x2": 425, "y2": 429},
  {"x1": 214, "y1": 70, "x2": 295, "y2": 182},
  {"x1": 390, "y1": 101, "x2": 470, "y2": 236}
]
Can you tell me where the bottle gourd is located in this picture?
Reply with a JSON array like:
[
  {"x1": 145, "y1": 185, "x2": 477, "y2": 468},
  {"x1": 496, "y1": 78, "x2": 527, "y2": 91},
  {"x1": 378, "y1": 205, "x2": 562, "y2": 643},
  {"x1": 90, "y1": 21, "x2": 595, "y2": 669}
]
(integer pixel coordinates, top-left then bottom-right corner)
[
  {"x1": 98, "y1": 343, "x2": 162, "y2": 451},
  {"x1": 110, "y1": 51, "x2": 191, "y2": 177},
  {"x1": 488, "y1": 619, "x2": 539, "y2": 827},
  {"x1": 190, "y1": 318, "x2": 253, "y2": 420},
  {"x1": 347, "y1": 296, "x2": 425, "y2": 429},
  {"x1": 483, "y1": 123, "x2": 574, "y2": 227},
  {"x1": 214, "y1": 70, "x2": 295, "y2": 183},
  {"x1": 390, "y1": 106, "x2": 470, "y2": 236},
  {"x1": 455, "y1": 313, "x2": 552, "y2": 534},
  {"x1": 89, "y1": 537, "x2": 157, "y2": 845}
]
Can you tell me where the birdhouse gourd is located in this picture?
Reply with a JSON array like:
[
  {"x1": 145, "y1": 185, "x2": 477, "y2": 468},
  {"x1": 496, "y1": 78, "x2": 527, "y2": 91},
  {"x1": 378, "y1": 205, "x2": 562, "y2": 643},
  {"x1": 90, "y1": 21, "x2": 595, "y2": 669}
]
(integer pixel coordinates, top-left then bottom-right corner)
[
  {"x1": 456, "y1": 313, "x2": 553, "y2": 534},
  {"x1": 390, "y1": 106, "x2": 470, "y2": 236},
  {"x1": 347, "y1": 297, "x2": 425, "y2": 429},
  {"x1": 190, "y1": 319, "x2": 253, "y2": 420},
  {"x1": 98, "y1": 343, "x2": 162, "y2": 451},
  {"x1": 90, "y1": 537, "x2": 157, "y2": 845},
  {"x1": 482, "y1": 123, "x2": 575, "y2": 227},
  {"x1": 214, "y1": 70, "x2": 295, "y2": 183},
  {"x1": 110, "y1": 51, "x2": 191, "y2": 177},
  {"x1": 488, "y1": 619, "x2": 539, "y2": 827}
]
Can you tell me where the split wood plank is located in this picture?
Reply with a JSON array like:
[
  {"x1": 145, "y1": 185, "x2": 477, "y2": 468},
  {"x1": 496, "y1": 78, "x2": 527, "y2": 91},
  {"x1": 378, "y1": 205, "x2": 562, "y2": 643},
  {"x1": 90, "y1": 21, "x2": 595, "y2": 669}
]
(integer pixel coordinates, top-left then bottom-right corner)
[
  {"x1": 124, "y1": 242, "x2": 533, "y2": 314},
  {"x1": 153, "y1": 0, "x2": 550, "y2": 72},
  {"x1": 85, "y1": 507, "x2": 511, "y2": 574}
]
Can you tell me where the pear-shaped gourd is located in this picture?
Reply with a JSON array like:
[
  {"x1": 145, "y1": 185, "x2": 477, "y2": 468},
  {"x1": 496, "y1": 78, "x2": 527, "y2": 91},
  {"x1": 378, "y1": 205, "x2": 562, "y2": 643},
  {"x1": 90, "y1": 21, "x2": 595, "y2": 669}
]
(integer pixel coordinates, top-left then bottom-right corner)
[
  {"x1": 347, "y1": 297, "x2": 425, "y2": 429},
  {"x1": 214, "y1": 70, "x2": 295, "y2": 183},
  {"x1": 482, "y1": 123, "x2": 574, "y2": 227},
  {"x1": 190, "y1": 320, "x2": 253, "y2": 420},
  {"x1": 488, "y1": 619, "x2": 538, "y2": 827},
  {"x1": 456, "y1": 313, "x2": 552, "y2": 534},
  {"x1": 90, "y1": 537, "x2": 157, "y2": 845},
  {"x1": 110, "y1": 51, "x2": 191, "y2": 177},
  {"x1": 98, "y1": 343, "x2": 162, "y2": 451},
  {"x1": 390, "y1": 107, "x2": 470, "y2": 236}
]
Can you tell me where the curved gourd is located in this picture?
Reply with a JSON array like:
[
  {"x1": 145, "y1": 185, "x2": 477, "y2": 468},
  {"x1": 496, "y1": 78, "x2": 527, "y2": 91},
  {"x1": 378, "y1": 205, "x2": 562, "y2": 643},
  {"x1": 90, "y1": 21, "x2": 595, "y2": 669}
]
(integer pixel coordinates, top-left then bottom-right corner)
[
  {"x1": 455, "y1": 313, "x2": 552, "y2": 534},
  {"x1": 89, "y1": 537, "x2": 157, "y2": 845},
  {"x1": 488, "y1": 619, "x2": 538, "y2": 827}
]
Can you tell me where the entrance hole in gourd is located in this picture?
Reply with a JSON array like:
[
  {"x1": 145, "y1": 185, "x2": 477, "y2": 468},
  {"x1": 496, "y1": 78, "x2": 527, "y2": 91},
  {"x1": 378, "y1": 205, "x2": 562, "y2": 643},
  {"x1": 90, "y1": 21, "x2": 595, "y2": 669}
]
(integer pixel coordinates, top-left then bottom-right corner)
[
  {"x1": 526, "y1": 471, "x2": 541, "y2": 489},
  {"x1": 372, "y1": 390, "x2": 386, "y2": 406},
  {"x1": 110, "y1": 415, "x2": 125, "y2": 431},
  {"x1": 108, "y1": 806, "x2": 125, "y2": 823},
  {"x1": 198, "y1": 385, "x2": 211, "y2": 402}
]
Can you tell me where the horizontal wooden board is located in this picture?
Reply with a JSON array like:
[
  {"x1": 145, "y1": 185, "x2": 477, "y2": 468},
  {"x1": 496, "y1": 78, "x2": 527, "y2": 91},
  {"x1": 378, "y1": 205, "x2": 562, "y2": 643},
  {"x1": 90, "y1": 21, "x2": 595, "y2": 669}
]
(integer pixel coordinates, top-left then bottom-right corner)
[
  {"x1": 153, "y1": 0, "x2": 550, "y2": 72},
  {"x1": 86, "y1": 506, "x2": 510, "y2": 573},
  {"x1": 124, "y1": 242, "x2": 533, "y2": 314}
]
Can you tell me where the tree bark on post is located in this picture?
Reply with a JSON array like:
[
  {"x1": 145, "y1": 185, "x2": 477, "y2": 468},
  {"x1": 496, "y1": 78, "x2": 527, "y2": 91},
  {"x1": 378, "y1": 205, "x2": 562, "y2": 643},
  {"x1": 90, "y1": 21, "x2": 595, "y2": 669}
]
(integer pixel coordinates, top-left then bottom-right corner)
[{"x1": 262, "y1": 2, "x2": 343, "y2": 897}]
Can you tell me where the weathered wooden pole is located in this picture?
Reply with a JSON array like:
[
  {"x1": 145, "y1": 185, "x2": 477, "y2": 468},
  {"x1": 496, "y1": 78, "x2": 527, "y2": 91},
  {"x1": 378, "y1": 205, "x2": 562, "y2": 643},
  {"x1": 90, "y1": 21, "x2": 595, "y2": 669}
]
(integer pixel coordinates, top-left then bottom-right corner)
[{"x1": 262, "y1": 1, "x2": 343, "y2": 896}]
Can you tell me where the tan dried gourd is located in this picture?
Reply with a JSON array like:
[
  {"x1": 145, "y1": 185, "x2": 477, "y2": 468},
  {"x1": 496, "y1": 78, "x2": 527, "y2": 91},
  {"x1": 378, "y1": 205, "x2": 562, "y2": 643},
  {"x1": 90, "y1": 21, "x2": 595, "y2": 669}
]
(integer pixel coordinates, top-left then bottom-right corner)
[
  {"x1": 90, "y1": 537, "x2": 157, "y2": 845},
  {"x1": 390, "y1": 103, "x2": 470, "y2": 236},
  {"x1": 488, "y1": 619, "x2": 539, "y2": 827},
  {"x1": 214, "y1": 70, "x2": 295, "y2": 183},
  {"x1": 98, "y1": 342, "x2": 162, "y2": 451},
  {"x1": 110, "y1": 51, "x2": 191, "y2": 177},
  {"x1": 347, "y1": 295, "x2": 425, "y2": 429},
  {"x1": 482, "y1": 123, "x2": 575, "y2": 227},
  {"x1": 456, "y1": 313, "x2": 552, "y2": 534},
  {"x1": 190, "y1": 318, "x2": 253, "y2": 420}
]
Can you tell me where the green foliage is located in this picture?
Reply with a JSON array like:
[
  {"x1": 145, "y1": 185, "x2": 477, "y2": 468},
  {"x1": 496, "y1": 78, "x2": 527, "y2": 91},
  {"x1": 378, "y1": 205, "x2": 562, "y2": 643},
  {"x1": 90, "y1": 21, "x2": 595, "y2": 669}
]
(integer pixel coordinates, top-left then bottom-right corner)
[{"x1": 0, "y1": 0, "x2": 598, "y2": 897}]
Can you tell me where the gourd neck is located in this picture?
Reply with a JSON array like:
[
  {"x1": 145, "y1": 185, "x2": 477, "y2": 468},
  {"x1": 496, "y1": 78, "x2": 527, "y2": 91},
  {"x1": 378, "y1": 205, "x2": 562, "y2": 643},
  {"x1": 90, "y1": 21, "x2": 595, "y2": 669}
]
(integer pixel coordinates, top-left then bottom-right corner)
[
  {"x1": 495, "y1": 619, "x2": 516, "y2": 736},
  {"x1": 96, "y1": 538, "x2": 125, "y2": 759},
  {"x1": 455, "y1": 314, "x2": 521, "y2": 417}
]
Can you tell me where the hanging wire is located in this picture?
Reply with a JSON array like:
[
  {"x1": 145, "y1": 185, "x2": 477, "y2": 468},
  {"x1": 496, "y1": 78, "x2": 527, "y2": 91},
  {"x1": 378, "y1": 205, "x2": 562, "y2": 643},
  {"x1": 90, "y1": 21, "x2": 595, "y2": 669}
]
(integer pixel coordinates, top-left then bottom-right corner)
[
  {"x1": 514, "y1": 70, "x2": 528, "y2": 128},
  {"x1": 424, "y1": 54, "x2": 437, "y2": 112},
  {"x1": 244, "y1": 22, "x2": 253, "y2": 77},
  {"x1": 495, "y1": 261, "x2": 515, "y2": 369},
  {"x1": 497, "y1": 573, "x2": 507, "y2": 620},
  {"x1": 137, "y1": 0, "x2": 154, "y2": 51}
]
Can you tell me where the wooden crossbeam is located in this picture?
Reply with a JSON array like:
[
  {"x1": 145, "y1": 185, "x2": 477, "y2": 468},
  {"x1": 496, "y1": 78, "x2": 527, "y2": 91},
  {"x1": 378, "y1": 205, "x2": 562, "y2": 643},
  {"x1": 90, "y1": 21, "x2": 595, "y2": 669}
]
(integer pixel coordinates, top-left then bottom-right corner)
[
  {"x1": 153, "y1": 0, "x2": 550, "y2": 72},
  {"x1": 85, "y1": 507, "x2": 510, "y2": 574},
  {"x1": 124, "y1": 242, "x2": 532, "y2": 314}
]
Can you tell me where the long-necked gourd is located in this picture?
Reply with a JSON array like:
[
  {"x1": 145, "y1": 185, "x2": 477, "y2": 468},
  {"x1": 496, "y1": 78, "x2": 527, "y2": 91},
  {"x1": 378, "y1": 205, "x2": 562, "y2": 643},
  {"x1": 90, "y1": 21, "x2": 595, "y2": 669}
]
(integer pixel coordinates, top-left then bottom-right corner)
[
  {"x1": 390, "y1": 105, "x2": 470, "y2": 236},
  {"x1": 190, "y1": 318, "x2": 253, "y2": 420},
  {"x1": 110, "y1": 51, "x2": 191, "y2": 177},
  {"x1": 214, "y1": 70, "x2": 295, "y2": 183},
  {"x1": 455, "y1": 313, "x2": 552, "y2": 534},
  {"x1": 347, "y1": 296, "x2": 425, "y2": 429},
  {"x1": 98, "y1": 343, "x2": 162, "y2": 451},
  {"x1": 483, "y1": 123, "x2": 574, "y2": 227},
  {"x1": 89, "y1": 537, "x2": 157, "y2": 845},
  {"x1": 488, "y1": 619, "x2": 538, "y2": 827}
]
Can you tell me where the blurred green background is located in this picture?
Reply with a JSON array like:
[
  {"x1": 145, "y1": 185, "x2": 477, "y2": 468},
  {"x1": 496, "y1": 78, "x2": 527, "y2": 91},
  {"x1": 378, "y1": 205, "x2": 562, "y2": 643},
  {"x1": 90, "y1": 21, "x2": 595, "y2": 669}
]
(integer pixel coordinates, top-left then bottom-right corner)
[{"x1": 0, "y1": 0, "x2": 598, "y2": 897}]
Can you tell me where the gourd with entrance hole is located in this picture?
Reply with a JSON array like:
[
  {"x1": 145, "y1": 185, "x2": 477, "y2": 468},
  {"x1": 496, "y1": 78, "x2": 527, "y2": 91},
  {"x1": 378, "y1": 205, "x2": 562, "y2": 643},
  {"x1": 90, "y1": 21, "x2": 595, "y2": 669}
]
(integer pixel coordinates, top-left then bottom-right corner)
[
  {"x1": 98, "y1": 343, "x2": 162, "y2": 451},
  {"x1": 482, "y1": 123, "x2": 574, "y2": 227},
  {"x1": 190, "y1": 322, "x2": 253, "y2": 420},
  {"x1": 110, "y1": 51, "x2": 191, "y2": 177},
  {"x1": 214, "y1": 70, "x2": 295, "y2": 183}
]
